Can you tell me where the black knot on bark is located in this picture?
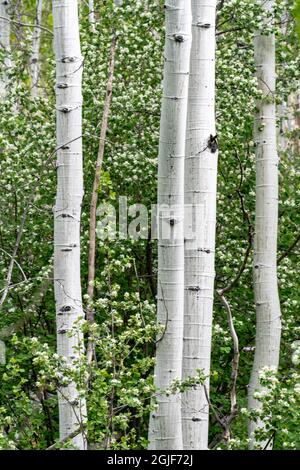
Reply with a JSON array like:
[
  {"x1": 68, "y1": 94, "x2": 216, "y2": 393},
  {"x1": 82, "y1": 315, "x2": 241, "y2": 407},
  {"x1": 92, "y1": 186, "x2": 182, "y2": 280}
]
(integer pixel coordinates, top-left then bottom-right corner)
[
  {"x1": 70, "y1": 400, "x2": 79, "y2": 406},
  {"x1": 60, "y1": 305, "x2": 72, "y2": 312},
  {"x1": 57, "y1": 83, "x2": 68, "y2": 89},
  {"x1": 186, "y1": 286, "x2": 201, "y2": 292},
  {"x1": 208, "y1": 134, "x2": 218, "y2": 153},
  {"x1": 197, "y1": 22, "x2": 211, "y2": 29},
  {"x1": 174, "y1": 34, "x2": 184, "y2": 42},
  {"x1": 61, "y1": 56, "x2": 76, "y2": 63}
]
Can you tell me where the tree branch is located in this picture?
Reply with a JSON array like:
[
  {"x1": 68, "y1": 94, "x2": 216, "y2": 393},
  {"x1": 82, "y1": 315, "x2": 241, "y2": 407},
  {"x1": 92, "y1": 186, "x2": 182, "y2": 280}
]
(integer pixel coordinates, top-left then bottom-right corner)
[
  {"x1": 46, "y1": 425, "x2": 87, "y2": 450},
  {"x1": 86, "y1": 34, "x2": 117, "y2": 364},
  {"x1": 277, "y1": 233, "x2": 300, "y2": 264}
]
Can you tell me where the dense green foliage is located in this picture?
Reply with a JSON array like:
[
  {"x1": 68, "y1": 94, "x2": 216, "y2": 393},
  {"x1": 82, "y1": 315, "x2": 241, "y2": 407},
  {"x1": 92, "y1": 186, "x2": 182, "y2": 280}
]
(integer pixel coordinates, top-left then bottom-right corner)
[{"x1": 0, "y1": 0, "x2": 299, "y2": 450}]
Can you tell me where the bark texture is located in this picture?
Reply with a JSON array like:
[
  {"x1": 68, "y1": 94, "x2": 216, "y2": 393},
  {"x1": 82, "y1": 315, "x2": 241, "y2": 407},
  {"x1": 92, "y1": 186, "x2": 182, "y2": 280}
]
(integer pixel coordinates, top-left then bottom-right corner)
[
  {"x1": 88, "y1": 0, "x2": 96, "y2": 33},
  {"x1": 30, "y1": 0, "x2": 43, "y2": 97},
  {"x1": 0, "y1": 0, "x2": 11, "y2": 96},
  {"x1": 148, "y1": 0, "x2": 192, "y2": 451},
  {"x1": 182, "y1": 0, "x2": 217, "y2": 450},
  {"x1": 248, "y1": 0, "x2": 281, "y2": 449},
  {"x1": 53, "y1": 0, "x2": 86, "y2": 450}
]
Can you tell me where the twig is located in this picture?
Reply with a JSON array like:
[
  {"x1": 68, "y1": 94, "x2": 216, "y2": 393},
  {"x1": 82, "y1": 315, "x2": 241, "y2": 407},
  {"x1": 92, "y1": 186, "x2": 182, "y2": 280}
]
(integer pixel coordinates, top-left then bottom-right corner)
[
  {"x1": 277, "y1": 233, "x2": 300, "y2": 264},
  {"x1": 203, "y1": 384, "x2": 225, "y2": 430},
  {"x1": 155, "y1": 280, "x2": 169, "y2": 345},
  {"x1": 216, "y1": 26, "x2": 245, "y2": 36},
  {"x1": 263, "y1": 430, "x2": 276, "y2": 450},
  {"x1": 0, "y1": 15, "x2": 53, "y2": 35},
  {"x1": 86, "y1": 35, "x2": 116, "y2": 321},
  {"x1": 133, "y1": 258, "x2": 146, "y2": 327},
  {"x1": 0, "y1": 274, "x2": 52, "y2": 340},
  {"x1": 0, "y1": 136, "x2": 82, "y2": 310},
  {"x1": 217, "y1": 291, "x2": 240, "y2": 418},
  {"x1": 220, "y1": 152, "x2": 253, "y2": 295},
  {"x1": 46, "y1": 425, "x2": 86, "y2": 450},
  {"x1": 86, "y1": 33, "x2": 117, "y2": 364},
  {"x1": 0, "y1": 248, "x2": 27, "y2": 281}
]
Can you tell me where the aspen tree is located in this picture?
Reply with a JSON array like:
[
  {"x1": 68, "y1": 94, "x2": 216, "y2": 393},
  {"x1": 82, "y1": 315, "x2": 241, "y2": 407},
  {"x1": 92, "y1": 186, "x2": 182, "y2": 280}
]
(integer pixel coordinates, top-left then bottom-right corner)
[
  {"x1": 182, "y1": 0, "x2": 218, "y2": 451},
  {"x1": 86, "y1": 0, "x2": 120, "y2": 363},
  {"x1": 29, "y1": 0, "x2": 43, "y2": 98},
  {"x1": 53, "y1": 0, "x2": 87, "y2": 449},
  {"x1": 0, "y1": 0, "x2": 11, "y2": 96},
  {"x1": 248, "y1": 0, "x2": 281, "y2": 448},
  {"x1": 86, "y1": 35, "x2": 116, "y2": 362},
  {"x1": 88, "y1": 0, "x2": 96, "y2": 33},
  {"x1": 148, "y1": 0, "x2": 192, "y2": 450}
]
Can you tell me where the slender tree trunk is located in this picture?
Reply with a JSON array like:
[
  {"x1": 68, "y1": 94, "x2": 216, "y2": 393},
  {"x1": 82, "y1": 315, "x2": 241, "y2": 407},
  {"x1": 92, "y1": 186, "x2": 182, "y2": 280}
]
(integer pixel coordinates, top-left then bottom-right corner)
[
  {"x1": 86, "y1": 34, "x2": 116, "y2": 363},
  {"x1": 30, "y1": 0, "x2": 43, "y2": 98},
  {"x1": 148, "y1": 0, "x2": 192, "y2": 451},
  {"x1": 278, "y1": 92, "x2": 300, "y2": 154},
  {"x1": 53, "y1": 0, "x2": 87, "y2": 450},
  {"x1": 182, "y1": 0, "x2": 217, "y2": 450},
  {"x1": 0, "y1": 0, "x2": 11, "y2": 96},
  {"x1": 248, "y1": 0, "x2": 281, "y2": 449},
  {"x1": 88, "y1": 0, "x2": 96, "y2": 33},
  {"x1": 0, "y1": 340, "x2": 5, "y2": 364}
]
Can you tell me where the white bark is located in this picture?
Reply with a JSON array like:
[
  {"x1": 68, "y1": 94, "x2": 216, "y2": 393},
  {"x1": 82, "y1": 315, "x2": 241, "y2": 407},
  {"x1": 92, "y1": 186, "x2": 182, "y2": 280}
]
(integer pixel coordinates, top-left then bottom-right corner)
[
  {"x1": 278, "y1": 92, "x2": 300, "y2": 153},
  {"x1": 0, "y1": 0, "x2": 11, "y2": 96},
  {"x1": 148, "y1": 1, "x2": 192, "y2": 451},
  {"x1": 53, "y1": 0, "x2": 86, "y2": 450},
  {"x1": 88, "y1": 0, "x2": 121, "y2": 33},
  {"x1": 30, "y1": 0, "x2": 43, "y2": 98},
  {"x1": 0, "y1": 340, "x2": 5, "y2": 364},
  {"x1": 182, "y1": 0, "x2": 217, "y2": 450},
  {"x1": 248, "y1": 0, "x2": 281, "y2": 448},
  {"x1": 88, "y1": 0, "x2": 96, "y2": 33}
]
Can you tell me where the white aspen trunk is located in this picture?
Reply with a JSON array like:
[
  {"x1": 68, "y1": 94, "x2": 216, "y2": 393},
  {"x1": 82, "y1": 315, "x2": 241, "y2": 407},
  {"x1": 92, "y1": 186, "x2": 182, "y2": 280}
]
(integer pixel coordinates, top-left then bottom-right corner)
[
  {"x1": 182, "y1": 0, "x2": 217, "y2": 450},
  {"x1": 53, "y1": 0, "x2": 87, "y2": 450},
  {"x1": 88, "y1": 0, "x2": 96, "y2": 33},
  {"x1": 0, "y1": 340, "x2": 5, "y2": 364},
  {"x1": 277, "y1": 13, "x2": 295, "y2": 154},
  {"x1": 278, "y1": 93, "x2": 300, "y2": 153},
  {"x1": 88, "y1": 1, "x2": 121, "y2": 33},
  {"x1": 248, "y1": 0, "x2": 281, "y2": 449},
  {"x1": 29, "y1": 0, "x2": 43, "y2": 98},
  {"x1": 148, "y1": 0, "x2": 192, "y2": 451},
  {"x1": 0, "y1": 0, "x2": 11, "y2": 96}
]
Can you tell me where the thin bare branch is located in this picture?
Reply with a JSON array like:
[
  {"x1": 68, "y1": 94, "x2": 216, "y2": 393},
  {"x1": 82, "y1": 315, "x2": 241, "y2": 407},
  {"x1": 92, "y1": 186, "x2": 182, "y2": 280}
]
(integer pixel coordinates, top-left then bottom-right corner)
[{"x1": 86, "y1": 34, "x2": 117, "y2": 365}]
